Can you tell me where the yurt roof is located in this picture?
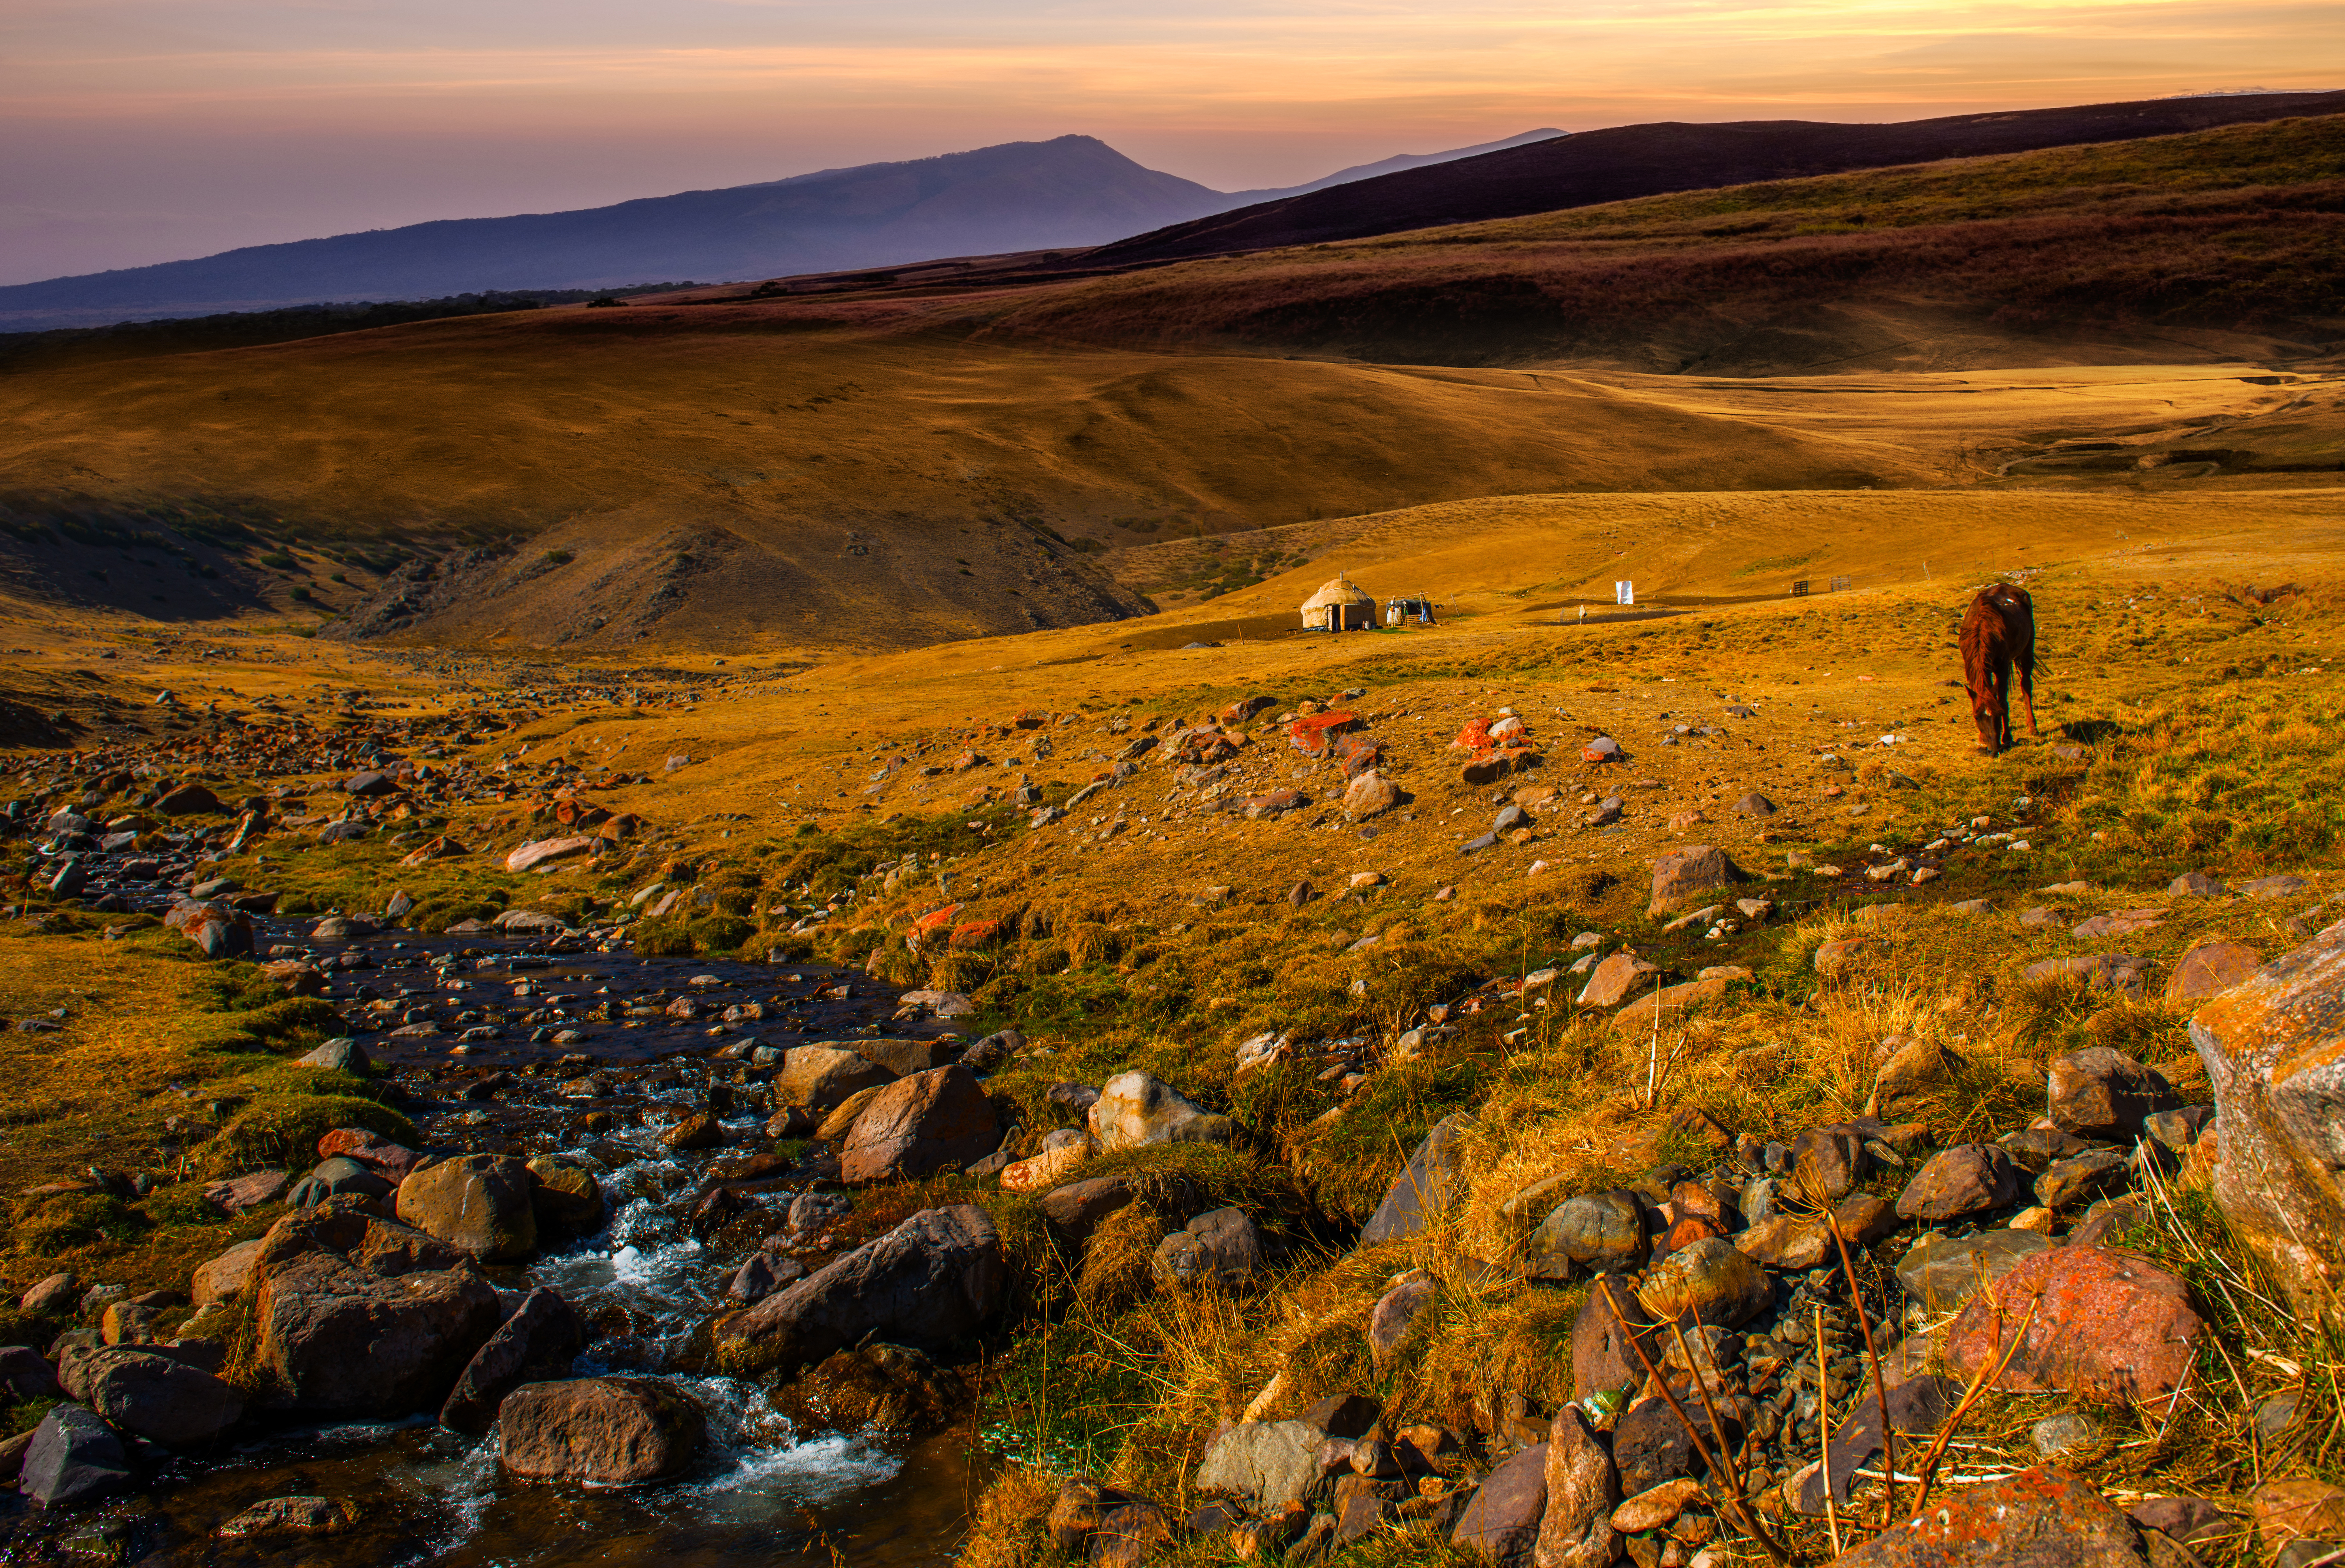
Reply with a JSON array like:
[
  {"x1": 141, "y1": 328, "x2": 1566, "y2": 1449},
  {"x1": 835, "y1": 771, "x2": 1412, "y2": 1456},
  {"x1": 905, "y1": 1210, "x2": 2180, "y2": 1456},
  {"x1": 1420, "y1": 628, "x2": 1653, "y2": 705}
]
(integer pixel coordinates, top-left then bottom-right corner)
[{"x1": 1301, "y1": 575, "x2": 1374, "y2": 611}]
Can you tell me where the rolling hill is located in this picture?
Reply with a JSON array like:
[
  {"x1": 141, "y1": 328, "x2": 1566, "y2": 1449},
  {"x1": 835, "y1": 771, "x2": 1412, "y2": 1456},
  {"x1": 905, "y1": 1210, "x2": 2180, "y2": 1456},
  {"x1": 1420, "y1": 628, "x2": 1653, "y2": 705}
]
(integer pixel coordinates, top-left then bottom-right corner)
[
  {"x1": 2, "y1": 110, "x2": 2340, "y2": 656},
  {"x1": 1086, "y1": 89, "x2": 2345, "y2": 264}
]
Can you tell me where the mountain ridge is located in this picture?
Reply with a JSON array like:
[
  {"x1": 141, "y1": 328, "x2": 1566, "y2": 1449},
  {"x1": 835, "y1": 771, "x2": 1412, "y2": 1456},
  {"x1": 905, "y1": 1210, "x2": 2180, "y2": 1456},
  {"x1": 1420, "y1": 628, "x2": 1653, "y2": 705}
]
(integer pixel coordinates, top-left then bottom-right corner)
[{"x1": 0, "y1": 129, "x2": 1567, "y2": 331}]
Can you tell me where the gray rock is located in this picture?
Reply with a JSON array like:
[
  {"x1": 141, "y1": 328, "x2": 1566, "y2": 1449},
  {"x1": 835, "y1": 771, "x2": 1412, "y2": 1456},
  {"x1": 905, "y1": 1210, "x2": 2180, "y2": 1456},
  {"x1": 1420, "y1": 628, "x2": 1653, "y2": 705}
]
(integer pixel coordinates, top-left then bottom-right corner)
[
  {"x1": 1998, "y1": 1125, "x2": 2098, "y2": 1173},
  {"x1": 715, "y1": 1205, "x2": 1002, "y2": 1377},
  {"x1": 439, "y1": 1286, "x2": 585, "y2": 1434},
  {"x1": 1635, "y1": 1235, "x2": 1771, "y2": 1329},
  {"x1": 1366, "y1": 1274, "x2": 1436, "y2": 1371},
  {"x1": 2143, "y1": 1104, "x2": 2214, "y2": 1152},
  {"x1": 1895, "y1": 1228, "x2": 2055, "y2": 1313},
  {"x1": 2047, "y1": 1048, "x2": 2178, "y2": 1139},
  {"x1": 1197, "y1": 1419, "x2": 1329, "y2": 1508},
  {"x1": 1360, "y1": 1116, "x2": 1467, "y2": 1245},
  {"x1": 2169, "y1": 871, "x2": 2229, "y2": 898},
  {"x1": 296, "y1": 1038, "x2": 369, "y2": 1074},
  {"x1": 1451, "y1": 1441, "x2": 1547, "y2": 1567},
  {"x1": 78, "y1": 1349, "x2": 243, "y2": 1447},
  {"x1": 1896, "y1": 1144, "x2": 2023, "y2": 1222},
  {"x1": 2242, "y1": 875, "x2": 2311, "y2": 899},
  {"x1": 1648, "y1": 845, "x2": 1746, "y2": 916},
  {"x1": 20, "y1": 1406, "x2": 133, "y2": 1506},
  {"x1": 1152, "y1": 1207, "x2": 1263, "y2": 1287},
  {"x1": 2036, "y1": 1148, "x2": 2132, "y2": 1210},
  {"x1": 1732, "y1": 793, "x2": 1776, "y2": 817},
  {"x1": 1536, "y1": 1408, "x2": 1618, "y2": 1568},
  {"x1": 2191, "y1": 920, "x2": 2345, "y2": 1324},
  {"x1": 1522, "y1": 1190, "x2": 1648, "y2": 1279},
  {"x1": 2032, "y1": 1412, "x2": 2101, "y2": 1458}
]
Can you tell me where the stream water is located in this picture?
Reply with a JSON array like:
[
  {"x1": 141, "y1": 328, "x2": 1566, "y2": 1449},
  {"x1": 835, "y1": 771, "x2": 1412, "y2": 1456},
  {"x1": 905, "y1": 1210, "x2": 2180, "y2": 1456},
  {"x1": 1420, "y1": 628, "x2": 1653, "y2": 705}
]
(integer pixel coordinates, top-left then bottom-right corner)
[{"x1": 18, "y1": 842, "x2": 995, "y2": 1567}]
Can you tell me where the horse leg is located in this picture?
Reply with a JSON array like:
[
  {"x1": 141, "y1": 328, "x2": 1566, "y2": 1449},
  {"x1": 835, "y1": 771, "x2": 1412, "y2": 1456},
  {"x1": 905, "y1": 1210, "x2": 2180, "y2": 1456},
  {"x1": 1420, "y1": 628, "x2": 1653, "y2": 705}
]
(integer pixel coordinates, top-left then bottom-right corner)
[
  {"x1": 2019, "y1": 649, "x2": 2039, "y2": 737},
  {"x1": 1994, "y1": 660, "x2": 2012, "y2": 751}
]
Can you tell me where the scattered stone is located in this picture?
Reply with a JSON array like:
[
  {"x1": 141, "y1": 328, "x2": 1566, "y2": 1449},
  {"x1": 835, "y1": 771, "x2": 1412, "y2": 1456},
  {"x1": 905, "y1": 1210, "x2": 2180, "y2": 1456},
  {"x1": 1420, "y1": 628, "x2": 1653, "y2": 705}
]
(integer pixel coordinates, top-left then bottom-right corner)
[
  {"x1": 2024, "y1": 953, "x2": 2156, "y2": 998},
  {"x1": 296, "y1": 1037, "x2": 370, "y2": 1074},
  {"x1": 2036, "y1": 1149, "x2": 2131, "y2": 1210},
  {"x1": 2242, "y1": 875, "x2": 2312, "y2": 900},
  {"x1": 1896, "y1": 1228, "x2": 2055, "y2": 1313},
  {"x1": 203, "y1": 1169, "x2": 290, "y2": 1214},
  {"x1": 497, "y1": 1376, "x2": 705, "y2": 1484},
  {"x1": 79, "y1": 1347, "x2": 244, "y2": 1446},
  {"x1": 1636, "y1": 1235, "x2": 1771, "y2": 1328},
  {"x1": 2251, "y1": 1479, "x2": 2345, "y2": 1555},
  {"x1": 1153, "y1": 1207, "x2": 1263, "y2": 1287},
  {"x1": 772, "y1": 1046, "x2": 895, "y2": 1111},
  {"x1": 1523, "y1": 1190, "x2": 1648, "y2": 1278},
  {"x1": 1897, "y1": 1145, "x2": 2023, "y2": 1222},
  {"x1": 1038, "y1": 1176, "x2": 1136, "y2": 1239},
  {"x1": 217, "y1": 1497, "x2": 357, "y2": 1537},
  {"x1": 1539, "y1": 1408, "x2": 1621, "y2": 1568},
  {"x1": 1791, "y1": 1124, "x2": 1867, "y2": 1202},
  {"x1": 2032, "y1": 1412, "x2": 2101, "y2": 1458},
  {"x1": 1087, "y1": 1071, "x2": 1234, "y2": 1151},
  {"x1": 20, "y1": 1273, "x2": 79, "y2": 1315},
  {"x1": 1648, "y1": 846, "x2": 1746, "y2": 916},
  {"x1": 1576, "y1": 954, "x2": 1660, "y2": 1008},
  {"x1": 2192, "y1": 923, "x2": 2345, "y2": 1323},
  {"x1": 2169, "y1": 871, "x2": 2229, "y2": 898},
  {"x1": 1198, "y1": 1420, "x2": 1334, "y2": 1509},
  {"x1": 1799, "y1": 1376, "x2": 1959, "y2": 1517},
  {"x1": 249, "y1": 1209, "x2": 499, "y2": 1414},
  {"x1": 1826, "y1": 1466, "x2": 2144, "y2": 1566},
  {"x1": 2047, "y1": 1049, "x2": 2178, "y2": 1139},
  {"x1": 1945, "y1": 1244, "x2": 2203, "y2": 1404},
  {"x1": 1367, "y1": 1273, "x2": 1436, "y2": 1371},
  {"x1": 1813, "y1": 936, "x2": 1872, "y2": 976},
  {"x1": 2075, "y1": 910, "x2": 2165, "y2": 940},
  {"x1": 1344, "y1": 770, "x2": 1401, "y2": 821}
]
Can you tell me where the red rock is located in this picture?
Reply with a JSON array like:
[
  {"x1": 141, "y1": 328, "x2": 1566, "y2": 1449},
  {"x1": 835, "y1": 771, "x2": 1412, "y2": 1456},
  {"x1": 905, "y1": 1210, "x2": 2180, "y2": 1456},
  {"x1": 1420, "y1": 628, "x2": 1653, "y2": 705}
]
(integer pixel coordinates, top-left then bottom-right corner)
[
  {"x1": 315, "y1": 1130, "x2": 422, "y2": 1182},
  {"x1": 1943, "y1": 1244, "x2": 2201, "y2": 1404},
  {"x1": 840, "y1": 1066, "x2": 1001, "y2": 1184},
  {"x1": 948, "y1": 918, "x2": 1003, "y2": 950},
  {"x1": 1287, "y1": 711, "x2": 1357, "y2": 754},
  {"x1": 1828, "y1": 1465, "x2": 2146, "y2": 1566}
]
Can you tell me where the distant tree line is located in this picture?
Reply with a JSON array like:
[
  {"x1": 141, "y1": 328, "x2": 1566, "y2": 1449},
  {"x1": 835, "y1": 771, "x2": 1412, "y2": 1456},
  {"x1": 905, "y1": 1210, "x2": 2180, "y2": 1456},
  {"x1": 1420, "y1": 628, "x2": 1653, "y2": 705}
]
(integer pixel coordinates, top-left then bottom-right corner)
[{"x1": 0, "y1": 284, "x2": 701, "y2": 373}]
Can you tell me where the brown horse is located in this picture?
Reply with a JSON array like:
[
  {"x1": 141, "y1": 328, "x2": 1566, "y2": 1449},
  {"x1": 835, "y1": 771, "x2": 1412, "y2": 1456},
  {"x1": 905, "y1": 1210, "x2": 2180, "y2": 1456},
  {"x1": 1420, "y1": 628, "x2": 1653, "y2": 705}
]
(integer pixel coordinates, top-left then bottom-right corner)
[{"x1": 1958, "y1": 583, "x2": 2038, "y2": 753}]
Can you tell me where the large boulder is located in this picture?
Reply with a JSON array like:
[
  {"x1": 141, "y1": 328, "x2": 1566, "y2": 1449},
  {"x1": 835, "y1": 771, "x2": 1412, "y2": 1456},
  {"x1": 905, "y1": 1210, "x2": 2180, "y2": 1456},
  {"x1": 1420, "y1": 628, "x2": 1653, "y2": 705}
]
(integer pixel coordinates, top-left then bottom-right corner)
[
  {"x1": 1086, "y1": 1072, "x2": 1235, "y2": 1152},
  {"x1": 1360, "y1": 1115, "x2": 1467, "y2": 1244},
  {"x1": 716, "y1": 1205, "x2": 1002, "y2": 1377},
  {"x1": 1944, "y1": 1244, "x2": 2202, "y2": 1405},
  {"x1": 78, "y1": 1348, "x2": 243, "y2": 1447},
  {"x1": 840, "y1": 1065, "x2": 1000, "y2": 1184},
  {"x1": 2046, "y1": 1049, "x2": 2178, "y2": 1140},
  {"x1": 19, "y1": 1406, "x2": 133, "y2": 1507},
  {"x1": 1826, "y1": 1465, "x2": 2147, "y2": 1567},
  {"x1": 497, "y1": 1377, "x2": 706, "y2": 1484},
  {"x1": 771, "y1": 1047, "x2": 895, "y2": 1111},
  {"x1": 1647, "y1": 846, "x2": 1745, "y2": 916},
  {"x1": 2191, "y1": 919, "x2": 2345, "y2": 1324},
  {"x1": 395, "y1": 1154, "x2": 538, "y2": 1261},
  {"x1": 247, "y1": 1207, "x2": 501, "y2": 1414},
  {"x1": 525, "y1": 1158, "x2": 606, "y2": 1235},
  {"x1": 439, "y1": 1286, "x2": 586, "y2": 1433}
]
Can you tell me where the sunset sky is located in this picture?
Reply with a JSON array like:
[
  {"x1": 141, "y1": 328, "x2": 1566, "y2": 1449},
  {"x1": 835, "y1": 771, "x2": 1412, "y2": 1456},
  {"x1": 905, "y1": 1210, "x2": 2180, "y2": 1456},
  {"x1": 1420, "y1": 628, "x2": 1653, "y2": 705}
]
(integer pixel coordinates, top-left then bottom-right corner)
[{"x1": 6, "y1": 0, "x2": 2341, "y2": 283}]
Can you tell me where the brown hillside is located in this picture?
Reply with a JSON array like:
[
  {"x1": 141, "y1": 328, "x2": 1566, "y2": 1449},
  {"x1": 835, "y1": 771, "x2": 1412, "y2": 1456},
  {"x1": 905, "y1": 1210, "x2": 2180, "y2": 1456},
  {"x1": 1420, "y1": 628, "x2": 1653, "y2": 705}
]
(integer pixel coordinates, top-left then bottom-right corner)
[{"x1": 0, "y1": 305, "x2": 1901, "y2": 653}]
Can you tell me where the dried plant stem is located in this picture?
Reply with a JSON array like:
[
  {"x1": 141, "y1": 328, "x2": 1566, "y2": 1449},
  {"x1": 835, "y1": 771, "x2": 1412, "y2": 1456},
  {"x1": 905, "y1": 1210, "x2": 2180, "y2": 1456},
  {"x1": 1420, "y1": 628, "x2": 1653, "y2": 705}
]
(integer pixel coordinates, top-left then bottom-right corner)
[
  {"x1": 1596, "y1": 1279, "x2": 1793, "y2": 1567},
  {"x1": 1827, "y1": 1212, "x2": 1896, "y2": 1529},
  {"x1": 1817, "y1": 1303, "x2": 1840, "y2": 1556},
  {"x1": 1911, "y1": 1298, "x2": 2039, "y2": 1513}
]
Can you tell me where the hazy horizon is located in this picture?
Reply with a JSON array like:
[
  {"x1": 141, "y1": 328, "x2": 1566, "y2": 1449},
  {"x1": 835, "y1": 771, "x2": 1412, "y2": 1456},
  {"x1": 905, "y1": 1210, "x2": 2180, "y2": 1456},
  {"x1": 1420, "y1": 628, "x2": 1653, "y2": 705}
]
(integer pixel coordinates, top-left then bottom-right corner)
[{"x1": 6, "y1": 0, "x2": 2342, "y2": 286}]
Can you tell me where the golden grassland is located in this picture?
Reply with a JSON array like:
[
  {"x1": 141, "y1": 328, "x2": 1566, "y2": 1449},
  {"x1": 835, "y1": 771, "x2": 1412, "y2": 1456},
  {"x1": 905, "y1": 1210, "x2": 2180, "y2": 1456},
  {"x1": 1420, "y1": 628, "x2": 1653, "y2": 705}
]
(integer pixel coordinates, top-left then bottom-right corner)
[{"x1": 0, "y1": 483, "x2": 2341, "y2": 1557}]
